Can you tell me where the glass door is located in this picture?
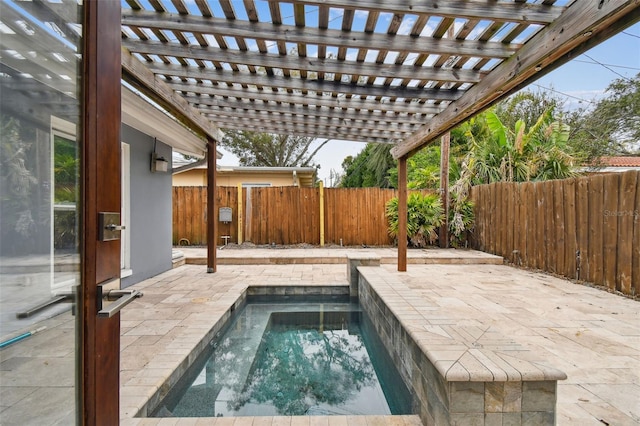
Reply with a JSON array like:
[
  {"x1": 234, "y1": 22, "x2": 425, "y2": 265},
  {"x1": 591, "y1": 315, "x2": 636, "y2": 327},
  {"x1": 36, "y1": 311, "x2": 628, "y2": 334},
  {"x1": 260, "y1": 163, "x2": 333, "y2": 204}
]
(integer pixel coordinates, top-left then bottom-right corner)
[{"x1": 0, "y1": 0, "x2": 84, "y2": 423}]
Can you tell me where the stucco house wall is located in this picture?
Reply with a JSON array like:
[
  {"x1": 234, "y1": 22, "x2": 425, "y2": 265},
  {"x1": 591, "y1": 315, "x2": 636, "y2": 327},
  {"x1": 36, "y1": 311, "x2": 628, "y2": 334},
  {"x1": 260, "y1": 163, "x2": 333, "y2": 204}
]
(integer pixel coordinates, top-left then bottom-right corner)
[{"x1": 121, "y1": 124, "x2": 173, "y2": 288}]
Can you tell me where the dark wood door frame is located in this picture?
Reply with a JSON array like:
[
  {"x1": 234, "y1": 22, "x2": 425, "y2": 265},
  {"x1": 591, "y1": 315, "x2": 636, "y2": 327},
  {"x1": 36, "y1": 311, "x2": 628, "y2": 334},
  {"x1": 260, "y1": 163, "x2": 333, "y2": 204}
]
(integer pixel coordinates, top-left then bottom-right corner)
[{"x1": 81, "y1": 1, "x2": 122, "y2": 424}]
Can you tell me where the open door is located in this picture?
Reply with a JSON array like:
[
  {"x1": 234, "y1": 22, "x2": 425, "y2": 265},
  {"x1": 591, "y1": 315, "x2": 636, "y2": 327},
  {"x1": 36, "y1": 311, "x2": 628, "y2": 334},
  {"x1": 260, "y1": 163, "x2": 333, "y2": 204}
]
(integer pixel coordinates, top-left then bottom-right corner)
[{"x1": 0, "y1": 1, "x2": 124, "y2": 424}]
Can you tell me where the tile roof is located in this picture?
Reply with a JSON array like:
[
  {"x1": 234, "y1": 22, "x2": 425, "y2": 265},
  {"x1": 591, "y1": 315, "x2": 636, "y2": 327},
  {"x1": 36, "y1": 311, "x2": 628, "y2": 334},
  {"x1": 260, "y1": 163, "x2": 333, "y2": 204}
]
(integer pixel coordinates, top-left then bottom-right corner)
[{"x1": 598, "y1": 156, "x2": 640, "y2": 167}]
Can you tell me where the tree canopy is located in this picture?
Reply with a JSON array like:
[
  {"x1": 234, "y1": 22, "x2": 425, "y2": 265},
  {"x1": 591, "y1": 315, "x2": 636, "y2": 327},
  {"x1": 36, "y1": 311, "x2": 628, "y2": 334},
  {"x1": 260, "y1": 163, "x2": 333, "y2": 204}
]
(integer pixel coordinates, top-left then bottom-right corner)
[
  {"x1": 339, "y1": 143, "x2": 395, "y2": 188},
  {"x1": 219, "y1": 130, "x2": 328, "y2": 168},
  {"x1": 339, "y1": 77, "x2": 640, "y2": 190},
  {"x1": 567, "y1": 72, "x2": 640, "y2": 158}
]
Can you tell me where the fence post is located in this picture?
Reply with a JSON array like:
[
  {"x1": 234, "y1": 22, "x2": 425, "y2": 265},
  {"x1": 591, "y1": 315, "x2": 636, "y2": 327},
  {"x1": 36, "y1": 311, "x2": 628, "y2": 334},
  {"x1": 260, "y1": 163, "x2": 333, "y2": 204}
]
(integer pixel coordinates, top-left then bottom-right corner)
[{"x1": 319, "y1": 181, "x2": 325, "y2": 247}]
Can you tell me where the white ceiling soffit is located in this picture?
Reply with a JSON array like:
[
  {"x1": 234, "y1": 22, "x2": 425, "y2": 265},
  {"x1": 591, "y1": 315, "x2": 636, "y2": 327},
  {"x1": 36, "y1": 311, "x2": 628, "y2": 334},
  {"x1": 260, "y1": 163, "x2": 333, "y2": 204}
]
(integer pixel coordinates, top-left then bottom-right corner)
[{"x1": 121, "y1": 85, "x2": 208, "y2": 158}]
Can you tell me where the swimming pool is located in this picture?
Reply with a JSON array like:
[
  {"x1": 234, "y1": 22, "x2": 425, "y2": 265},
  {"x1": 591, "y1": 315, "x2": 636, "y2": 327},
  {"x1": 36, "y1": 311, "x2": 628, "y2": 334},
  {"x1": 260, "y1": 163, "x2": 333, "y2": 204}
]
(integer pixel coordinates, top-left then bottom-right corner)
[{"x1": 151, "y1": 296, "x2": 413, "y2": 417}]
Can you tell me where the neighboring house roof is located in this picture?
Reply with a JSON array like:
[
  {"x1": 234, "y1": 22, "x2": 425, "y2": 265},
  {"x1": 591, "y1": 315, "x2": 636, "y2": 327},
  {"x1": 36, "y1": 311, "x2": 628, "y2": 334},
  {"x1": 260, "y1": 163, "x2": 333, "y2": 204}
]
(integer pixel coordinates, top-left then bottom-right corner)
[
  {"x1": 597, "y1": 156, "x2": 640, "y2": 167},
  {"x1": 217, "y1": 165, "x2": 316, "y2": 174},
  {"x1": 583, "y1": 156, "x2": 640, "y2": 173},
  {"x1": 220, "y1": 166, "x2": 317, "y2": 187},
  {"x1": 173, "y1": 163, "x2": 317, "y2": 187}
]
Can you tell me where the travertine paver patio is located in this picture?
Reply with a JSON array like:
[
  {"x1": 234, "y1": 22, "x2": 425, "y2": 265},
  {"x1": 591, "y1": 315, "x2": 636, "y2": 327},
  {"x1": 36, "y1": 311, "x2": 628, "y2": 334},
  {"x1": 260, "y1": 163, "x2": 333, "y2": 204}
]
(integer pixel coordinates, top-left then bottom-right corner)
[
  {"x1": 1, "y1": 249, "x2": 638, "y2": 425},
  {"x1": 116, "y1": 253, "x2": 637, "y2": 425}
]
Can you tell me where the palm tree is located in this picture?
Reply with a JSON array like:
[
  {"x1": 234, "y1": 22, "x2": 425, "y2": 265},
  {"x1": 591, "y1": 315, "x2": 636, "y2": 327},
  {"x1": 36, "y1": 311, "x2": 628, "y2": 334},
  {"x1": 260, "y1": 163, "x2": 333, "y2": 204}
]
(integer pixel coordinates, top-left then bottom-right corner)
[
  {"x1": 367, "y1": 143, "x2": 395, "y2": 188},
  {"x1": 460, "y1": 107, "x2": 579, "y2": 186}
]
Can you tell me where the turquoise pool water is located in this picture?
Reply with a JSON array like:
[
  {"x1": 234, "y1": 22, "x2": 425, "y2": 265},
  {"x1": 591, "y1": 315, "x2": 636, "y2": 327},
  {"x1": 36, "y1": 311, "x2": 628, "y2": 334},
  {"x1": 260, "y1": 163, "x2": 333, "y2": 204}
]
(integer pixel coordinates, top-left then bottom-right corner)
[{"x1": 152, "y1": 297, "x2": 413, "y2": 417}]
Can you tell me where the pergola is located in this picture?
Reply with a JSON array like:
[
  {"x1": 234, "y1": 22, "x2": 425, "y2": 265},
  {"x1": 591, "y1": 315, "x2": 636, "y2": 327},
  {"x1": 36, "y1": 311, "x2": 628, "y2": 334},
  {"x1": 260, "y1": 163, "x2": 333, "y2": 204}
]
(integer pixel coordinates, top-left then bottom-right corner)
[
  {"x1": 8, "y1": 0, "x2": 638, "y2": 271},
  {"x1": 118, "y1": 0, "x2": 638, "y2": 272}
]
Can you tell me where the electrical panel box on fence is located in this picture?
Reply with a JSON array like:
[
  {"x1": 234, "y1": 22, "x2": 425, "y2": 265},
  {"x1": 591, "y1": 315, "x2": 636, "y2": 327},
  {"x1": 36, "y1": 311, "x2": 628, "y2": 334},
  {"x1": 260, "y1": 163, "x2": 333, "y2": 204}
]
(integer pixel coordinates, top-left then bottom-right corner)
[{"x1": 219, "y1": 207, "x2": 232, "y2": 223}]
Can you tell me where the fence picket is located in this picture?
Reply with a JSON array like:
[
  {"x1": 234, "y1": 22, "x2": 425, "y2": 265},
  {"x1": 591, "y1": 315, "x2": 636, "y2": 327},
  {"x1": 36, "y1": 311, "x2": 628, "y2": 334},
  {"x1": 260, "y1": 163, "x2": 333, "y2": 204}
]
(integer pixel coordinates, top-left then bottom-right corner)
[
  {"x1": 616, "y1": 171, "x2": 636, "y2": 293},
  {"x1": 534, "y1": 182, "x2": 545, "y2": 270},
  {"x1": 527, "y1": 182, "x2": 535, "y2": 267},
  {"x1": 603, "y1": 174, "x2": 620, "y2": 290},
  {"x1": 564, "y1": 179, "x2": 577, "y2": 279},
  {"x1": 633, "y1": 177, "x2": 640, "y2": 295},
  {"x1": 589, "y1": 175, "x2": 605, "y2": 284},
  {"x1": 554, "y1": 180, "x2": 565, "y2": 276},
  {"x1": 576, "y1": 177, "x2": 590, "y2": 282}
]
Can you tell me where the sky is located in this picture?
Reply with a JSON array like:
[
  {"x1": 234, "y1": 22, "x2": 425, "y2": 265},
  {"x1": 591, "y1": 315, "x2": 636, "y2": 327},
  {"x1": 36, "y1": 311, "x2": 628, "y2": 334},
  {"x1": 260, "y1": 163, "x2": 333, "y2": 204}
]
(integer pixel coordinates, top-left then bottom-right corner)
[{"x1": 209, "y1": 13, "x2": 640, "y2": 186}]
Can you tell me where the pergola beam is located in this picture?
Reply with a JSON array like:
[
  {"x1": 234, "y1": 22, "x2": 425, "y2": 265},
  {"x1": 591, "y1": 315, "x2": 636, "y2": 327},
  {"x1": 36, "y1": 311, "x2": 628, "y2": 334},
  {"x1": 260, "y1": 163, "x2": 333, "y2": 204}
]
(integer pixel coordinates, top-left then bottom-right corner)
[
  {"x1": 121, "y1": 47, "x2": 222, "y2": 142},
  {"x1": 392, "y1": 0, "x2": 640, "y2": 159}
]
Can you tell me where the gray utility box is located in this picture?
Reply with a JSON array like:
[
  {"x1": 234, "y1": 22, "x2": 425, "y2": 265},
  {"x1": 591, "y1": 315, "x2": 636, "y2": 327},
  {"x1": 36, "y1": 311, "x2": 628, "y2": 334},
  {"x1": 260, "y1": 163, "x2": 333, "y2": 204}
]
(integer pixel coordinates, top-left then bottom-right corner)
[{"x1": 219, "y1": 207, "x2": 232, "y2": 223}]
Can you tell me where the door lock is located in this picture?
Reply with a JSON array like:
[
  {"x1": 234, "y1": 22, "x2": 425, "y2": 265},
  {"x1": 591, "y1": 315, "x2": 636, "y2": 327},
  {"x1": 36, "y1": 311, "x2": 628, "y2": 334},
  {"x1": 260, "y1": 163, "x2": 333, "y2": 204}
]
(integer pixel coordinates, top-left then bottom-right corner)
[{"x1": 99, "y1": 212, "x2": 125, "y2": 241}]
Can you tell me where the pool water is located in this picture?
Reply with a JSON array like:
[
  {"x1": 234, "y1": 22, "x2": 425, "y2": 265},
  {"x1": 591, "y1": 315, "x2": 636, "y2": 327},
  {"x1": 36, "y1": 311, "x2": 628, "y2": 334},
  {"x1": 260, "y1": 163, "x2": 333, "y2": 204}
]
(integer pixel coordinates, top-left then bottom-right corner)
[{"x1": 152, "y1": 298, "x2": 413, "y2": 417}]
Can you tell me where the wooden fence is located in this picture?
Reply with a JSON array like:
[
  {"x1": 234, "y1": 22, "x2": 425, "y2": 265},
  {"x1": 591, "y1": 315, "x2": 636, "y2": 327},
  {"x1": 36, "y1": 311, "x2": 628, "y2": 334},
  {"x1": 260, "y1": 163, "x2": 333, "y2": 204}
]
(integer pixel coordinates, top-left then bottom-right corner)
[
  {"x1": 173, "y1": 186, "x2": 405, "y2": 247},
  {"x1": 470, "y1": 171, "x2": 640, "y2": 295}
]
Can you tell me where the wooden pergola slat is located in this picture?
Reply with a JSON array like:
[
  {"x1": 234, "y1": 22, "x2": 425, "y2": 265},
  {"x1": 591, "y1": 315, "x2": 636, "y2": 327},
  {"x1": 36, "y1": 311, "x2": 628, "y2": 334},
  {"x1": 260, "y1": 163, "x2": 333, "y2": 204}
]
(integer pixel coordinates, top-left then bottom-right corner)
[
  {"x1": 122, "y1": 40, "x2": 486, "y2": 84},
  {"x1": 175, "y1": 88, "x2": 445, "y2": 115},
  {"x1": 122, "y1": 11, "x2": 521, "y2": 59}
]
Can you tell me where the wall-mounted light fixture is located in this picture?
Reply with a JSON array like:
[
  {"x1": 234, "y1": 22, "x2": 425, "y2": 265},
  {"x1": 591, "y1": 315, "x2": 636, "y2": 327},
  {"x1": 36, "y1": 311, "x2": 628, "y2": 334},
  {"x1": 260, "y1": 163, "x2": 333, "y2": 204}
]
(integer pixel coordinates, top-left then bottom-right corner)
[{"x1": 151, "y1": 138, "x2": 169, "y2": 173}]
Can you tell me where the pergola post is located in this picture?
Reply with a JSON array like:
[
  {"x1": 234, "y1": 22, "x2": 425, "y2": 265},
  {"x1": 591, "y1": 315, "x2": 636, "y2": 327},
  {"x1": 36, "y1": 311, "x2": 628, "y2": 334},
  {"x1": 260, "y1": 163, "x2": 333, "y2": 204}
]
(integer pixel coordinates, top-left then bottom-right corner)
[
  {"x1": 207, "y1": 139, "x2": 217, "y2": 273},
  {"x1": 439, "y1": 132, "x2": 450, "y2": 248},
  {"x1": 398, "y1": 155, "x2": 408, "y2": 272}
]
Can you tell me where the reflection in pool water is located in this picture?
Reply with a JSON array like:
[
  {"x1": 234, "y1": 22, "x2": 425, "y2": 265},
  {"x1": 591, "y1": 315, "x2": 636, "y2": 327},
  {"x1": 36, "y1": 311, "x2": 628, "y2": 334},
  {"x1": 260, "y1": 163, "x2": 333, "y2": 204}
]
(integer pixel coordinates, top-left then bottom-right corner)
[{"x1": 153, "y1": 300, "x2": 412, "y2": 417}]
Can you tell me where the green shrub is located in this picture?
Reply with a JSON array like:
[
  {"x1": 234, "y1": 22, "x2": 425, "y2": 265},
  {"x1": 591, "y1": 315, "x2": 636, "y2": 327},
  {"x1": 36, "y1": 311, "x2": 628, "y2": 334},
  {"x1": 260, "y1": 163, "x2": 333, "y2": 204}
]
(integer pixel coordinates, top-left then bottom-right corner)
[{"x1": 385, "y1": 192, "x2": 444, "y2": 248}]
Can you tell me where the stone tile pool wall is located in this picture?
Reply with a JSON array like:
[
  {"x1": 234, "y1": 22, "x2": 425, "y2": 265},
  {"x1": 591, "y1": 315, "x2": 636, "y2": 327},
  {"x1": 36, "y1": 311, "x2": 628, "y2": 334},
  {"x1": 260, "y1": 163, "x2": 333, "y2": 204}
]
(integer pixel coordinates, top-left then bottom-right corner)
[{"x1": 356, "y1": 266, "x2": 565, "y2": 426}]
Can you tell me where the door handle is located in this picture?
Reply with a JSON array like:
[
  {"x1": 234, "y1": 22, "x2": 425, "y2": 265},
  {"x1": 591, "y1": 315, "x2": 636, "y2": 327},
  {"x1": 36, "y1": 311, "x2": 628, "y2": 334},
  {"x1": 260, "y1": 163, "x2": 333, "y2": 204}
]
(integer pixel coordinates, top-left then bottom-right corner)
[
  {"x1": 16, "y1": 291, "x2": 75, "y2": 319},
  {"x1": 105, "y1": 224, "x2": 126, "y2": 231},
  {"x1": 97, "y1": 289, "x2": 143, "y2": 318}
]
